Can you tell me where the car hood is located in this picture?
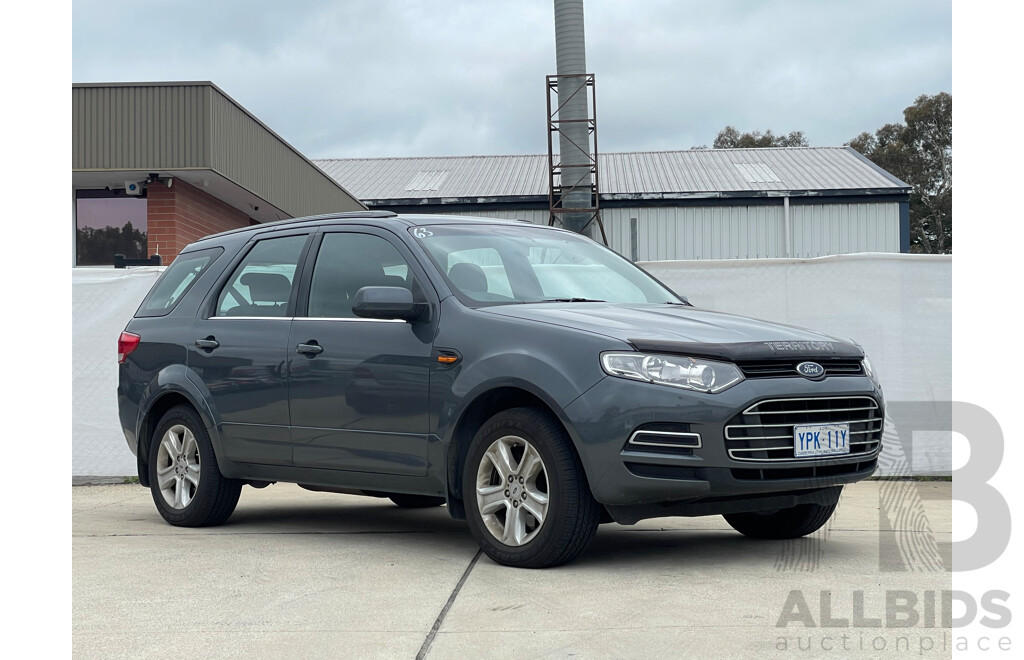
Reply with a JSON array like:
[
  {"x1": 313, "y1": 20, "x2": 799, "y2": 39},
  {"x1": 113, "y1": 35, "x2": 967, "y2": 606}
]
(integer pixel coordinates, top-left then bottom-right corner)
[{"x1": 480, "y1": 303, "x2": 863, "y2": 361}]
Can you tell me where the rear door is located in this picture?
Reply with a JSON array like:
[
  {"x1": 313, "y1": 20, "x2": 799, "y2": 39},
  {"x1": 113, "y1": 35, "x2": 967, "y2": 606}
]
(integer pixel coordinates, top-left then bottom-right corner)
[
  {"x1": 187, "y1": 230, "x2": 312, "y2": 466},
  {"x1": 287, "y1": 227, "x2": 436, "y2": 475}
]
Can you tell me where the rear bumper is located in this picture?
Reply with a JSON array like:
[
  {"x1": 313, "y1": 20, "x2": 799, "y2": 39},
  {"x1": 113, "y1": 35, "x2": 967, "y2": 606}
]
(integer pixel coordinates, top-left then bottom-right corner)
[{"x1": 117, "y1": 387, "x2": 140, "y2": 457}]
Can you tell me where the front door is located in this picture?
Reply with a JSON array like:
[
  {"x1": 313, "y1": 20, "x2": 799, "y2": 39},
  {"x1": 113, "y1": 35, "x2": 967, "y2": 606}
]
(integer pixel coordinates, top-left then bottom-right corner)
[{"x1": 287, "y1": 229, "x2": 434, "y2": 475}]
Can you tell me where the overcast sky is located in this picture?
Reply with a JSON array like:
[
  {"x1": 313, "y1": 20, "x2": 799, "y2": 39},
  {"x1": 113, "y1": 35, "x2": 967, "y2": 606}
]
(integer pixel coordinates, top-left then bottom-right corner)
[{"x1": 72, "y1": 0, "x2": 951, "y2": 160}]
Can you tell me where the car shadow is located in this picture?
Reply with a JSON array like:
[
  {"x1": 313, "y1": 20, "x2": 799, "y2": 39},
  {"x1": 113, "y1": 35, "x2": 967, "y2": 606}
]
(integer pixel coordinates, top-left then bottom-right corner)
[
  {"x1": 578, "y1": 525, "x2": 805, "y2": 570},
  {"x1": 218, "y1": 499, "x2": 856, "y2": 570},
  {"x1": 223, "y1": 499, "x2": 470, "y2": 537}
]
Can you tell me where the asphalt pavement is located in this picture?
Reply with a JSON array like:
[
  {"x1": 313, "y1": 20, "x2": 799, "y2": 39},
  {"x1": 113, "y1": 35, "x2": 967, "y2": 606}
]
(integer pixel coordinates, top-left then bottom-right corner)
[{"x1": 72, "y1": 480, "x2": 952, "y2": 659}]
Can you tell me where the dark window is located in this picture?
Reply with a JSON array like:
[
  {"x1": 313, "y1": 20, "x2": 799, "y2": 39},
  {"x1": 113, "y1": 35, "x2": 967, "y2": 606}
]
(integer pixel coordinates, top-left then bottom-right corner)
[
  {"x1": 307, "y1": 233, "x2": 415, "y2": 318},
  {"x1": 215, "y1": 236, "x2": 307, "y2": 317},
  {"x1": 137, "y1": 248, "x2": 223, "y2": 317},
  {"x1": 75, "y1": 193, "x2": 148, "y2": 266}
]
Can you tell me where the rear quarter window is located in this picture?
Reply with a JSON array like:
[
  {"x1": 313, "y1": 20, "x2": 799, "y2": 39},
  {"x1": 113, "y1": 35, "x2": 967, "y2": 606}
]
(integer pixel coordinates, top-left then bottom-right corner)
[{"x1": 136, "y1": 247, "x2": 223, "y2": 317}]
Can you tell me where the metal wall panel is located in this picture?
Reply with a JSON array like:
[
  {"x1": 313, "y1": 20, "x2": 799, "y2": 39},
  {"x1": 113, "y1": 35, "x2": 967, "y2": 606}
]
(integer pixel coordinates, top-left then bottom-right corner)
[
  {"x1": 603, "y1": 203, "x2": 899, "y2": 260},
  {"x1": 603, "y1": 206, "x2": 786, "y2": 260},
  {"x1": 73, "y1": 84, "x2": 211, "y2": 170},
  {"x1": 790, "y1": 202, "x2": 900, "y2": 257},
  {"x1": 208, "y1": 92, "x2": 363, "y2": 218}
]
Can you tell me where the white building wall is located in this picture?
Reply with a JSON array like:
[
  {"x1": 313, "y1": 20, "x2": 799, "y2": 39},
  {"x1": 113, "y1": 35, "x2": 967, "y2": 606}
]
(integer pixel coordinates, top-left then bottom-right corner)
[{"x1": 445, "y1": 202, "x2": 901, "y2": 261}]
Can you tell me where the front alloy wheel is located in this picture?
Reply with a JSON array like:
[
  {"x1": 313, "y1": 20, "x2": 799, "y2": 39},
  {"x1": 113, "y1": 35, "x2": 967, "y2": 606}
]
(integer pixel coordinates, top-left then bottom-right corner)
[
  {"x1": 475, "y1": 435, "x2": 550, "y2": 546},
  {"x1": 463, "y1": 407, "x2": 600, "y2": 568}
]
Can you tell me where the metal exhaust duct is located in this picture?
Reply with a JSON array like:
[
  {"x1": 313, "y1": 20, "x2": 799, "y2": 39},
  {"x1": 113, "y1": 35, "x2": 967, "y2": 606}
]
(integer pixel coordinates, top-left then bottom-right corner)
[{"x1": 553, "y1": 0, "x2": 593, "y2": 234}]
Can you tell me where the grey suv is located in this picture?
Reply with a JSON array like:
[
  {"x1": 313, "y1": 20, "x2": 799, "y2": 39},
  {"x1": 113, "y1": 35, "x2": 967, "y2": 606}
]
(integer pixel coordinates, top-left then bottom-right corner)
[{"x1": 118, "y1": 211, "x2": 883, "y2": 567}]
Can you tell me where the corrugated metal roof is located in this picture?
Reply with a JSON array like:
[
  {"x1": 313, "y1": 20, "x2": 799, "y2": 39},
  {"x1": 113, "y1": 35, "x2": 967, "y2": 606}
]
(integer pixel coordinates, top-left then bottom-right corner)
[
  {"x1": 314, "y1": 147, "x2": 910, "y2": 202},
  {"x1": 315, "y1": 154, "x2": 549, "y2": 201}
]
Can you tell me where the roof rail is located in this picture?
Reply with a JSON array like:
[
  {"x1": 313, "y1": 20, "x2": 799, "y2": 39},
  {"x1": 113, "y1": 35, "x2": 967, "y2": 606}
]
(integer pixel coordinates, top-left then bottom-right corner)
[{"x1": 197, "y1": 210, "x2": 399, "y2": 241}]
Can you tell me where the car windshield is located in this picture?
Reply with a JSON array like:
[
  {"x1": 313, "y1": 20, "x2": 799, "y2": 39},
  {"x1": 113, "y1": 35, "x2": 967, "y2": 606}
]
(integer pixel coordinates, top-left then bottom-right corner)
[{"x1": 411, "y1": 224, "x2": 683, "y2": 306}]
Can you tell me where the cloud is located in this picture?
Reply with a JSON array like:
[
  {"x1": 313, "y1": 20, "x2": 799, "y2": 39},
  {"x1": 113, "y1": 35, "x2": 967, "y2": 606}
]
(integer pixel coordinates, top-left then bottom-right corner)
[{"x1": 72, "y1": 0, "x2": 951, "y2": 158}]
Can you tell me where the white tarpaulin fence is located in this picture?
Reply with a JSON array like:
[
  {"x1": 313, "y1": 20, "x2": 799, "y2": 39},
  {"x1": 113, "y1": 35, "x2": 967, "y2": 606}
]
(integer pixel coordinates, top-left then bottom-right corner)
[
  {"x1": 73, "y1": 267, "x2": 165, "y2": 478},
  {"x1": 72, "y1": 254, "x2": 951, "y2": 477},
  {"x1": 641, "y1": 253, "x2": 952, "y2": 476}
]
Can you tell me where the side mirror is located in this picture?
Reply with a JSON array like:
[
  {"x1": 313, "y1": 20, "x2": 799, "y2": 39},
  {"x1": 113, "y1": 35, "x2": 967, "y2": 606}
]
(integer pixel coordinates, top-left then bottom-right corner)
[{"x1": 352, "y1": 286, "x2": 424, "y2": 322}]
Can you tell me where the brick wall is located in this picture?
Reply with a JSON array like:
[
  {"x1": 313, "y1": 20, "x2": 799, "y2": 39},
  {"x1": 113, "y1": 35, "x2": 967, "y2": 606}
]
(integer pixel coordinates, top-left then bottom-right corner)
[{"x1": 147, "y1": 179, "x2": 254, "y2": 263}]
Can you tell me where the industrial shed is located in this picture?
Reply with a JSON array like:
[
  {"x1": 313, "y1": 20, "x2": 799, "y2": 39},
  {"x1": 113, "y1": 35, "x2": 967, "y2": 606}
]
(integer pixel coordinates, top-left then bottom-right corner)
[
  {"x1": 72, "y1": 81, "x2": 365, "y2": 266},
  {"x1": 315, "y1": 147, "x2": 911, "y2": 261}
]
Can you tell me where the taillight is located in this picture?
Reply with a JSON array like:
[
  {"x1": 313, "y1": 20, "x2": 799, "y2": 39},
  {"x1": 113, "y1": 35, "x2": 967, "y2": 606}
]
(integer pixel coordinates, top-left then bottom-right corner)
[{"x1": 118, "y1": 331, "x2": 141, "y2": 364}]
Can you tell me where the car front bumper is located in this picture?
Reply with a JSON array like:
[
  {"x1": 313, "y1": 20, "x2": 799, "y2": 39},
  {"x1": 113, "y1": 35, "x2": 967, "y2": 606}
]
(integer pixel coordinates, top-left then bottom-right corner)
[{"x1": 564, "y1": 374, "x2": 883, "y2": 521}]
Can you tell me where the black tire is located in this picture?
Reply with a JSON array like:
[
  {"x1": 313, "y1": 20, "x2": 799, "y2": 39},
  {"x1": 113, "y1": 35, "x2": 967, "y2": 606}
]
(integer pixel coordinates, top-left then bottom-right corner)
[
  {"x1": 148, "y1": 405, "x2": 241, "y2": 527},
  {"x1": 723, "y1": 493, "x2": 841, "y2": 539},
  {"x1": 388, "y1": 494, "x2": 447, "y2": 508},
  {"x1": 462, "y1": 407, "x2": 600, "y2": 568}
]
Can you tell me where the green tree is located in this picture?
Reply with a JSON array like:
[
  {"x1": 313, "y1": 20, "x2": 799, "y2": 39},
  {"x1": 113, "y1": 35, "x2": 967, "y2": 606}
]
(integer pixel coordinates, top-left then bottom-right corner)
[
  {"x1": 848, "y1": 92, "x2": 952, "y2": 253},
  {"x1": 76, "y1": 222, "x2": 148, "y2": 265},
  {"x1": 708, "y1": 126, "x2": 810, "y2": 149}
]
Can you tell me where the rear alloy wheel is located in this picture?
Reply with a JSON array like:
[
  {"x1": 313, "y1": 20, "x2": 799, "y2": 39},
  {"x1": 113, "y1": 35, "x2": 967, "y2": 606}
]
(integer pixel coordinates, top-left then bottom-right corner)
[
  {"x1": 149, "y1": 405, "x2": 241, "y2": 527},
  {"x1": 156, "y1": 423, "x2": 201, "y2": 510},
  {"x1": 463, "y1": 407, "x2": 600, "y2": 568},
  {"x1": 723, "y1": 490, "x2": 841, "y2": 539}
]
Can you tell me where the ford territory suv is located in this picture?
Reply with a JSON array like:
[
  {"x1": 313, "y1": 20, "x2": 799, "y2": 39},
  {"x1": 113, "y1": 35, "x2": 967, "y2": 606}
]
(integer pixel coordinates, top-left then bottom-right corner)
[{"x1": 117, "y1": 211, "x2": 883, "y2": 567}]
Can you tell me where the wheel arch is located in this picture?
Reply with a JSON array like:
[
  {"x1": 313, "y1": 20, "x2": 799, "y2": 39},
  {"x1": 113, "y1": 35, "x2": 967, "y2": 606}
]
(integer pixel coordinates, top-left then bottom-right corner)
[
  {"x1": 444, "y1": 382, "x2": 583, "y2": 520},
  {"x1": 136, "y1": 370, "x2": 222, "y2": 487}
]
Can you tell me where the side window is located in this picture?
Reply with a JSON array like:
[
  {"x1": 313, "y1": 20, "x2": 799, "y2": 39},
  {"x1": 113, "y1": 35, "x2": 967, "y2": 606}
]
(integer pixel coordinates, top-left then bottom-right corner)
[
  {"x1": 307, "y1": 233, "x2": 417, "y2": 318},
  {"x1": 137, "y1": 247, "x2": 222, "y2": 316},
  {"x1": 215, "y1": 235, "x2": 307, "y2": 317}
]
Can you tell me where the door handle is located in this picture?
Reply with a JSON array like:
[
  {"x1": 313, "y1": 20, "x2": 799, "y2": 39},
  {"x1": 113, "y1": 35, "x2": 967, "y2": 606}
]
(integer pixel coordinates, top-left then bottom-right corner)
[
  {"x1": 195, "y1": 338, "x2": 220, "y2": 350},
  {"x1": 296, "y1": 342, "x2": 324, "y2": 356}
]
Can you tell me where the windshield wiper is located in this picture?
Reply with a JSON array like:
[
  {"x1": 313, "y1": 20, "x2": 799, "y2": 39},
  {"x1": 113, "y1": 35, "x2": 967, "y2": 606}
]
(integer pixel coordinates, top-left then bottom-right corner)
[{"x1": 534, "y1": 297, "x2": 606, "y2": 303}]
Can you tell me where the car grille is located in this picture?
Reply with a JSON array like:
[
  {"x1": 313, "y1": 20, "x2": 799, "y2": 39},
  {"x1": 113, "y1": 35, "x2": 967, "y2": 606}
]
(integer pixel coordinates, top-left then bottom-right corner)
[
  {"x1": 737, "y1": 358, "x2": 864, "y2": 379},
  {"x1": 724, "y1": 396, "x2": 882, "y2": 462}
]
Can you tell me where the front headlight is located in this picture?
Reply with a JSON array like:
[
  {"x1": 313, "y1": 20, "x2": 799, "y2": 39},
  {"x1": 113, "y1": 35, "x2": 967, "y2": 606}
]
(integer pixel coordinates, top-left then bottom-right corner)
[
  {"x1": 852, "y1": 340, "x2": 882, "y2": 391},
  {"x1": 600, "y1": 352, "x2": 744, "y2": 393},
  {"x1": 861, "y1": 354, "x2": 882, "y2": 390}
]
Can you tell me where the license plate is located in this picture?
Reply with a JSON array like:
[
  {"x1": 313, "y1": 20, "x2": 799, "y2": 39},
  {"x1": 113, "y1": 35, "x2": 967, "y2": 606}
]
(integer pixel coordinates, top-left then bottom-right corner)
[{"x1": 793, "y1": 423, "x2": 850, "y2": 458}]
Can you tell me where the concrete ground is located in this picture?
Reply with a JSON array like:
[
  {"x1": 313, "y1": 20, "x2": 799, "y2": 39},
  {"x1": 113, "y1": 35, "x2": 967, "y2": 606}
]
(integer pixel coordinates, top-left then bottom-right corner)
[{"x1": 73, "y1": 480, "x2": 951, "y2": 659}]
